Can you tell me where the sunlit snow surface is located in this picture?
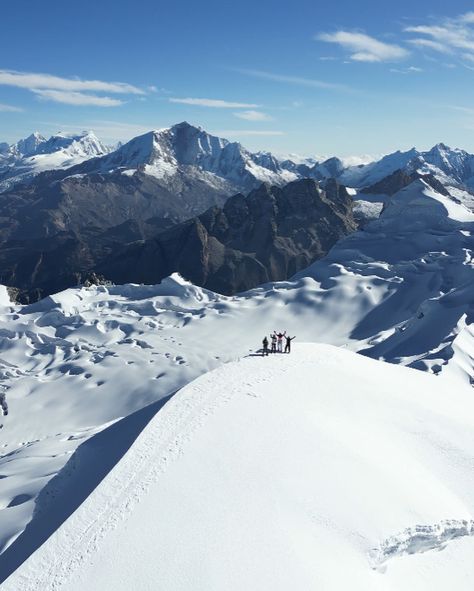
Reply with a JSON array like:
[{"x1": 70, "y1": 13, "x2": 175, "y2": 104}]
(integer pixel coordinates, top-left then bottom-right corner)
[
  {"x1": 4, "y1": 345, "x2": 474, "y2": 590},
  {"x1": 1, "y1": 178, "x2": 474, "y2": 585}
]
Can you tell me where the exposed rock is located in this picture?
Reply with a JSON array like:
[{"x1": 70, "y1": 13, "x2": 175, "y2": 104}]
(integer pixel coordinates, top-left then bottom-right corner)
[
  {"x1": 101, "y1": 179, "x2": 356, "y2": 295},
  {"x1": 361, "y1": 169, "x2": 451, "y2": 197}
]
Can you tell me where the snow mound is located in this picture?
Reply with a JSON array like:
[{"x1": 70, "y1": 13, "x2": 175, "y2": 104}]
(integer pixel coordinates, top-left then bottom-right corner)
[{"x1": 4, "y1": 344, "x2": 474, "y2": 590}]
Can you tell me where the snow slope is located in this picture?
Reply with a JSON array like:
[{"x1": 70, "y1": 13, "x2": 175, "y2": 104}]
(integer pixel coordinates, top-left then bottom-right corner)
[
  {"x1": 1, "y1": 176, "x2": 474, "y2": 582},
  {"x1": 4, "y1": 344, "x2": 474, "y2": 591},
  {"x1": 295, "y1": 178, "x2": 474, "y2": 383}
]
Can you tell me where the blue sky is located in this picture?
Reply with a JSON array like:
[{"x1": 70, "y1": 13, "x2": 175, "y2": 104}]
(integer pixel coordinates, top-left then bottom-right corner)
[{"x1": 1, "y1": 0, "x2": 474, "y2": 158}]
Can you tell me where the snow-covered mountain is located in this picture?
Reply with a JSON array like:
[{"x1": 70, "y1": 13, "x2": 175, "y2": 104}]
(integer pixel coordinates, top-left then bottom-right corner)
[
  {"x1": 313, "y1": 143, "x2": 474, "y2": 190},
  {"x1": 0, "y1": 131, "x2": 111, "y2": 193},
  {"x1": 1, "y1": 169, "x2": 474, "y2": 587},
  {"x1": 2, "y1": 123, "x2": 474, "y2": 198},
  {"x1": 71, "y1": 121, "x2": 298, "y2": 191}
]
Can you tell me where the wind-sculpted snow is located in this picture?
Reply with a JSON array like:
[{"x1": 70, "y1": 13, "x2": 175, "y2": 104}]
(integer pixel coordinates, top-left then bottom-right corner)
[
  {"x1": 1, "y1": 178, "x2": 474, "y2": 583},
  {"x1": 4, "y1": 345, "x2": 474, "y2": 590},
  {"x1": 297, "y1": 178, "x2": 474, "y2": 383}
]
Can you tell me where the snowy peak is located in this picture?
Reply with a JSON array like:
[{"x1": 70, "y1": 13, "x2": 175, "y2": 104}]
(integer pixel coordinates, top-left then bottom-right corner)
[
  {"x1": 35, "y1": 131, "x2": 109, "y2": 159},
  {"x1": 0, "y1": 131, "x2": 111, "y2": 193},
  {"x1": 415, "y1": 143, "x2": 474, "y2": 185},
  {"x1": 97, "y1": 123, "x2": 230, "y2": 171},
  {"x1": 15, "y1": 132, "x2": 47, "y2": 156},
  {"x1": 167, "y1": 121, "x2": 229, "y2": 165},
  {"x1": 312, "y1": 156, "x2": 346, "y2": 180},
  {"x1": 81, "y1": 121, "x2": 298, "y2": 189}
]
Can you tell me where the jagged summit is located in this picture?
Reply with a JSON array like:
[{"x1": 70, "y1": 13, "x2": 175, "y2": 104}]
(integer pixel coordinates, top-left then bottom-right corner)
[
  {"x1": 15, "y1": 132, "x2": 47, "y2": 156},
  {"x1": 62, "y1": 121, "x2": 297, "y2": 190}
]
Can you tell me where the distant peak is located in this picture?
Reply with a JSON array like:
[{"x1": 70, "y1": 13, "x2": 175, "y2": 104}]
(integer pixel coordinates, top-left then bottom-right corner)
[
  {"x1": 430, "y1": 142, "x2": 451, "y2": 152},
  {"x1": 170, "y1": 121, "x2": 204, "y2": 133}
]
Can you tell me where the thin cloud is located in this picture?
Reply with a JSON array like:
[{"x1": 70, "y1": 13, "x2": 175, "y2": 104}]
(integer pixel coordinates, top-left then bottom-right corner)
[
  {"x1": 461, "y1": 12, "x2": 474, "y2": 24},
  {"x1": 0, "y1": 102, "x2": 23, "y2": 112},
  {"x1": 33, "y1": 89, "x2": 123, "y2": 107},
  {"x1": 214, "y1": 129, "x2": 284, "y2": 137},
  {"x1": 0, "y1": 69, "x2": 144, "y2": 108},
  {"x1": 390, "y1": 66, "x2": 423, "y2": 74},
  {"x1": 0, "y1": 69, "x2": 143, "y2": 94},
  {"x1": 169, "y1": 97, "x2": 260, "y2": 108},
  {"x1": 233, "y1": 110, "x2": 272, "y2": 121},
  {"x1": 446, "y1": 104, "x2": 474, "y2": 116},
  {"x1": 316, "y1": 31, "x2": 409, "y2": 62},
  {"x1": 407, "y1": 38, "x2": 452, "y2": 53},
  {"x1": 236, "y1": 68, "x2": 352, "y2": 92},
  {"x1": 405, "y1": 12, "x2": 474, "y2": 62}
]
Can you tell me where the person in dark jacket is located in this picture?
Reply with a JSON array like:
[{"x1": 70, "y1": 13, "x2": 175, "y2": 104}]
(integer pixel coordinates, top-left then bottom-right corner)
[
  {"x1": 262, "y1": 336, "x2": 269, "y2": 356},
  {"x1": 284, "y1": 335, "x2": 295, "y2": 353},
  {"x1": 271, "y1": 333, "x2": 277, "y2": 353}
]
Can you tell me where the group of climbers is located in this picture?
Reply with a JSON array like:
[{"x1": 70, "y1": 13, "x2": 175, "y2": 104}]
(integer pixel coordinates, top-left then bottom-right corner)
[{"x1": 262, "y1": 331, "x2": 295, "y2": 356}]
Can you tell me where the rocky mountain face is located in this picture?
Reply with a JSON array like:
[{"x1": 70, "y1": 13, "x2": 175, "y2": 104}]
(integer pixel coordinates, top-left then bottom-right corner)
[
  {"x1": 0, "y1": 167, "x2": 237, "y2": 300},
  {"x1": 100, "y1": 179, "x2": 356, "y2": 295},
  {"x1": 361, "y1": 169, "x2": 450, "y2": 197}
]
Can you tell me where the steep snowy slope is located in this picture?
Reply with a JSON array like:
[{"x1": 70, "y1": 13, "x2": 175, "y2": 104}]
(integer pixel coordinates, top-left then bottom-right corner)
[
  {"x1": 4, "y1": 345, "x2": 474, "y2": 591},
  {"x1": 0, "y1": 131, "x2": 110, "y2": 193}
]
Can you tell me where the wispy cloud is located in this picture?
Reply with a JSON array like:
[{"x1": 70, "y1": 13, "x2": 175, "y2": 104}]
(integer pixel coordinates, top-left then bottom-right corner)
[
  {"x1": 447, "y1": 104, "x2": 474, "y2": 116},
  {"x1": 407, "y1": 38, "x2": 452, "y2": 54},
  {"x1": 233, "y1": 110, "x2": 272, "y2": 121},
  {"x1": 0, "y1": 102, "x2": 23, "y2": 112},
  {"x1": 169, "y1": 97, "x2": 259, "y2": 108},
  {"x1": 405, "y1": 12, "x2": 474, "y2": 61},
  {"x1": 236, "y1": 68, "x2": 351, "y2": 92},
  {"x1": 0, "y1": 70, "x2": 143, "y2": 94},
  {"x1": 40, "y1": 120, "x2": 157, "y2": 143},
  {"x1": 33, "y1": 89, "x2": 123, "y2": 107},
  {"x1": 316, "y1": 31, "x2": 409, "y2": 62},
  {"x1": 0, "y1": 69, "x2": 143, "y2": 108},
  {"x1": 214, "y1": 129, "x2": 284, "y2": 137},
  {"x1": 390, "y1": 66, "x2": 423, "y2": 74}
]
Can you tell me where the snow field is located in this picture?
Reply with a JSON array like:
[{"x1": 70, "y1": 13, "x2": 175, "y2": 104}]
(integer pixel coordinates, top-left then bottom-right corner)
[{"x1": 4, "y1": 344, "x2": 474, "y2": 590}]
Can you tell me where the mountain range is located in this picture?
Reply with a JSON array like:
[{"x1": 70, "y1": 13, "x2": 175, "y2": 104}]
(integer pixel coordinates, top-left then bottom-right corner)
[
  {"x1": 1, "y1": 121, "x2": 474, "y2": 301},
  {"x1": 3, "y1": 122, "x2": 474, "y2": 195}
]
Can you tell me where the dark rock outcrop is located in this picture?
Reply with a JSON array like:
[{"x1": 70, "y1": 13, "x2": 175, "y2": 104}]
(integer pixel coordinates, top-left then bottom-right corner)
[
  {"x1": 361, "y1": 169, "x2": 450, "y2": 197},
  {"x1": 101, "y1": 179, "x2": 356, "y2": 295}
]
